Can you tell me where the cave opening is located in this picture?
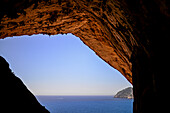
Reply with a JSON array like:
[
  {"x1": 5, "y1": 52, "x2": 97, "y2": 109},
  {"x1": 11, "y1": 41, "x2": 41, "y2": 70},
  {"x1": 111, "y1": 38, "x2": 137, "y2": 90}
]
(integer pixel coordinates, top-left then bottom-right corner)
[
  {"x1": 0, "y1": 0, "x2": 167, "y2": 112},
  {"x1": 0, "y1": 33, "x2": 133, "y2": 113}
]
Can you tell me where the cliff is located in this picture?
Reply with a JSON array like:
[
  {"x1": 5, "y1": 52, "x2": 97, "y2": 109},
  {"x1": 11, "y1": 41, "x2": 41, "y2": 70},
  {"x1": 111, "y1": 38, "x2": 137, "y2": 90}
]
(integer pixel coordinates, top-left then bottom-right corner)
[
  {"x1": 114, "y1": 87, "x2": 133, "y2": 99},
  {"x1": 0, "y1": 56, "x2": 49, "y2": 113}
]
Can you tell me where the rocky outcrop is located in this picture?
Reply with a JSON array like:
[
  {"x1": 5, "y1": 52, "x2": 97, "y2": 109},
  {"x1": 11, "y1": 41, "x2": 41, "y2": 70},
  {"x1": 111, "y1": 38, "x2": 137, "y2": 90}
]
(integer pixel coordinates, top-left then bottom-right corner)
[
  {"x1": 114, "y1": 87, "x2": 133, "y2": 99},
  {"x1": 0, "y1": 56, "x2": 49, "y2": 113},
  {"x1": 0, "y1": 0, "x2": 169, "y2": 113}
]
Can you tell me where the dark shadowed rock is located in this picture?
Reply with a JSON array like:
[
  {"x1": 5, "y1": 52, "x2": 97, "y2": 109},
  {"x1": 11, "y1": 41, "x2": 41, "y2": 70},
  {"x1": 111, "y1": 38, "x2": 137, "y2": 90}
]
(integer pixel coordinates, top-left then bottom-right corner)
[
  {"x1": 0, "y1": 56, "x2": 49, "y2": 113},
  {"x1": 114, "y1": 87, "x2": 133, "y2": 99}
]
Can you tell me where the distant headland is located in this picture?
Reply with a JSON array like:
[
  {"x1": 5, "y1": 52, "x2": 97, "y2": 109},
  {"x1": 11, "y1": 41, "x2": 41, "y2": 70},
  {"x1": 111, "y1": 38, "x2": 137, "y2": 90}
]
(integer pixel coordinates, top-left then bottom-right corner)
[{"x1": 114, "y1": 87, "x2": 133, "y2": 99}]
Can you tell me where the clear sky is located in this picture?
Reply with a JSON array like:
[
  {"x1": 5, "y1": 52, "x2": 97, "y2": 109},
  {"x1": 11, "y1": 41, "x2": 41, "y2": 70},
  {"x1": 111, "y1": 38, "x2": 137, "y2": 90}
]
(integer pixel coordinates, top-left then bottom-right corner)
[{"x1": 0, "y1": 33, "x2": 132, "y2": 95}]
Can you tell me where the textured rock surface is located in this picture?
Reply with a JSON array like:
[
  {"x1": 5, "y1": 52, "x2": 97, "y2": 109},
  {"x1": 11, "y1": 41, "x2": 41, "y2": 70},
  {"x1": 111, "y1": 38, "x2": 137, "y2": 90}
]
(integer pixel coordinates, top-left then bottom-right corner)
[
  {"x1": 0, "y1": 56, "x2": 49, "y2": 113},
  {"x1": 114, "y1": 87, "x2": 133, "y2": 99},
  {"x1": 0, "y1": 0, "x2": 169, "y2": 113},
  {"x1": 0, "y1": 0, "x2": 137, "y2": 83}
]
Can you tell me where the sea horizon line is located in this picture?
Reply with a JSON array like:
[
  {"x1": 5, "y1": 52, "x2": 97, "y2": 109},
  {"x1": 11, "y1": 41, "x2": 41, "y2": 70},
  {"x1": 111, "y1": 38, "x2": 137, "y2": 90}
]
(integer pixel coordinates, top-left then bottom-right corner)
[{"x1": 35, "y1": 95, "x2": 115, "y2": 96}]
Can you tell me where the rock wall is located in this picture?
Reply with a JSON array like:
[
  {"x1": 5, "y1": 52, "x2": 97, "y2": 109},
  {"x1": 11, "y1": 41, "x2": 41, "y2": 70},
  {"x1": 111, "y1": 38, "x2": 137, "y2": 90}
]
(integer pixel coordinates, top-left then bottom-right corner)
[
  {"x1": 0, "y1": 56, "x2": 49, "y2": 112},
  {"x1": 0, "y1": 0, "x2": 169, "y2": 113},
  {"x1": 0, "y1": 0, "x2": 136, "y2": 83}
]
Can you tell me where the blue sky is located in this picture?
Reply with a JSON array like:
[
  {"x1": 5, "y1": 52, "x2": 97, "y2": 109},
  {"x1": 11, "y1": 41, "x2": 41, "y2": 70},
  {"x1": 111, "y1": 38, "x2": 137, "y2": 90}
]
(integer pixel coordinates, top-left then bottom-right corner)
[{"x1": 0, "y1": 34, "x2": 132, "y2": 95}]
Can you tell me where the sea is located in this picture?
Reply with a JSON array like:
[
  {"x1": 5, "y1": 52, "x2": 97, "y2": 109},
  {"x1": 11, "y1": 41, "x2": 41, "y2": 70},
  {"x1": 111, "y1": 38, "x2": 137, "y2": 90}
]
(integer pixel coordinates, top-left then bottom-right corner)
[{"x1": 36, "y1": 96, "x2": 133, "y2": 113}]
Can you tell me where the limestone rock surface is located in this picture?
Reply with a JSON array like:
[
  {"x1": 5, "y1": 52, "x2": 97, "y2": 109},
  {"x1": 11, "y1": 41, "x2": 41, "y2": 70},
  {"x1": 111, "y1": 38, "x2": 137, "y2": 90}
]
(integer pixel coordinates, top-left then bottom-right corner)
[
  {"x1": 0, "y1": 0, "x2": 136, "y2": 83},
  {"x1": 114, "y1": 87, "x2": 133, "y2": 99}
]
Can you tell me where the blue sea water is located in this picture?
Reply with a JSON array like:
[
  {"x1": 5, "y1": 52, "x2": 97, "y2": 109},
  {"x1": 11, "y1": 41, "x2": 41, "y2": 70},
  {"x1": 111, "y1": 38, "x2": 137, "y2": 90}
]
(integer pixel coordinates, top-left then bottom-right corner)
[{"x1": 36, "y1": 96, "x2": 133, "y2": 113}]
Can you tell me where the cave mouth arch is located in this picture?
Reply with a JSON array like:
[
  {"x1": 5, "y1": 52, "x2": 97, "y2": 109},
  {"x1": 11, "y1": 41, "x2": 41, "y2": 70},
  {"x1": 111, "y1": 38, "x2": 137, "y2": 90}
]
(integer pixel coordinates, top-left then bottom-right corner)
[
  {"x1": 0, "y1": 33, "x2": 132, "y2": 96},
  {"x1": 1, "y1": 0, "x2": 167, "y2": 112},
  {"x1": 0, "y1": 0, "x2": 134, "y2": 84}
]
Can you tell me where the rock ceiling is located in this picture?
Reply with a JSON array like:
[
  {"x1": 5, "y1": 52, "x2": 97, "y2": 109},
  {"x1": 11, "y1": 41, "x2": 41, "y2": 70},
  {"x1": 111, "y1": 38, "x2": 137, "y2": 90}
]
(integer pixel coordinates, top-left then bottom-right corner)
[{"x1": 1, "y1": 0, "x2": 168, "y2": 84}]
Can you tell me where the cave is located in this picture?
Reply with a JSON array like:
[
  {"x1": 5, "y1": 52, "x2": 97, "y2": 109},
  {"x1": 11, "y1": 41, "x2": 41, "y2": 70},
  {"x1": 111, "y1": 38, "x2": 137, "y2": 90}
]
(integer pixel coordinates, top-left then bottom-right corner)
[{"x1": 0, "y1": 0, "x2": 168, "y2": 113}]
